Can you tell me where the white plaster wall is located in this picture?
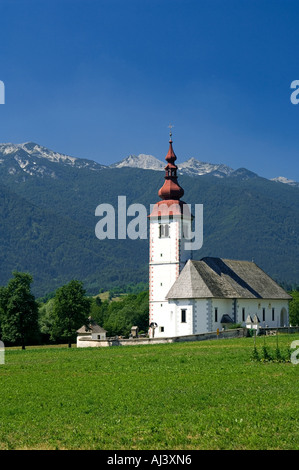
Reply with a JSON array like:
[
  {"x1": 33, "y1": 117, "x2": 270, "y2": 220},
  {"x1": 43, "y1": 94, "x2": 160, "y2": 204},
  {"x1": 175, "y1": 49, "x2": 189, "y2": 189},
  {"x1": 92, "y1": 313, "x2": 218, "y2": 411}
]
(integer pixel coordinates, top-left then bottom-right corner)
[
  {"x1": 210, "y1": 298, "x2": 235, "y2": 331},
  {"x1": 149, "y1": 216, "x2": 191, "y2": 338},
  {"x1": 171, "y1": 300, "x2": 194, "y2": 336},
  {"x1": 236, "y1": 298, "x2": 289, "y2": 327},
  {"x1": 194, "y1": 299, "x2": 210, "y2": 334},
  {"x1": 77, "y1": 339, "x2": 109, "y2": 348},
  {"x1": 151, "y1": 301, "x2": 175, "y2": 338},
  {"x1": 150, "y1": 219, "x2": 180, "y2": 265},
  {"x1": 166, "y1": 299, "x2": 211, "y2": 336},
  {"x1": 91, "y1": 332, "x2": 106, "y2": 340},
  {"x1": 149, "y1": 216, "x2": 192, "y2": 268},
  {"x1": 149, "y1": 262, "x2": 179, "y2": 337},
  {"x1": 150, "y1": 264, "x2": 179, "y2": 302},
  {"x1": 77, "y1": 334, "x2": 90, "y2": 347}
]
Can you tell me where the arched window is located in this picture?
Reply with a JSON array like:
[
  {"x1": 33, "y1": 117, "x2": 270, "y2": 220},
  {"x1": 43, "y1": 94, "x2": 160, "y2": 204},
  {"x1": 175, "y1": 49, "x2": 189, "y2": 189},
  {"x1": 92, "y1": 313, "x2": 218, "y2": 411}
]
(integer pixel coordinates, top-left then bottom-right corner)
[{"x1": 159, "y1": 224, "x2": 170, "y2": 238}]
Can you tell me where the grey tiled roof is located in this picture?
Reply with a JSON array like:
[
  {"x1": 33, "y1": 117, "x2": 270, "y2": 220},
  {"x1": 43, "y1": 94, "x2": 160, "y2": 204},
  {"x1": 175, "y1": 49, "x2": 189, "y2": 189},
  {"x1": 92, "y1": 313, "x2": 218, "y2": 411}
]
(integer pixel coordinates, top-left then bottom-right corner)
[
  {"x1": 77, "y1": 319, "x2": 107, "y2": 334},
  {"x1": 166, "y1": 257, "x2": 292, "y2": 300}
]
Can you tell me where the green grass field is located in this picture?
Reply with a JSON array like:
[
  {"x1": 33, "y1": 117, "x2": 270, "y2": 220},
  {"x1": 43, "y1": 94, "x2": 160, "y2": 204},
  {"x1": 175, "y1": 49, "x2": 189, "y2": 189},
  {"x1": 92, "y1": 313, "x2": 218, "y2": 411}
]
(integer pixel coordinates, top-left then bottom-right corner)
[{"x1": 0, "y1": 334, "x2": 298, "y2": 450}]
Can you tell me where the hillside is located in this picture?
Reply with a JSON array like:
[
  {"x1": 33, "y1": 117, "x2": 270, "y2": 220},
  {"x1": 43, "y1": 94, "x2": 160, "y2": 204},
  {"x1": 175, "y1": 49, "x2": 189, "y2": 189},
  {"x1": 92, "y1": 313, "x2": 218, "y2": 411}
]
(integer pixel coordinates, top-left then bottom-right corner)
[
  {"x1": 0, "y1": 142, "x2": 298, "y2": 296},
  {"x1": 0, "y1": 182, "x2": 147, "y2": 296}
]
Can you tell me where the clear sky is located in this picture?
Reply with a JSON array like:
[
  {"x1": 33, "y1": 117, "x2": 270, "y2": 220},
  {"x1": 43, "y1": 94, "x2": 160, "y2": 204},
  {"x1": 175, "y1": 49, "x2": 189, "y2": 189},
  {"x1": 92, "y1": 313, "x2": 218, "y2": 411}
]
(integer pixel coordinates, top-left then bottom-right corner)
[{"x1": 0, "y1": 0, "x2": 299, "y2": 180}]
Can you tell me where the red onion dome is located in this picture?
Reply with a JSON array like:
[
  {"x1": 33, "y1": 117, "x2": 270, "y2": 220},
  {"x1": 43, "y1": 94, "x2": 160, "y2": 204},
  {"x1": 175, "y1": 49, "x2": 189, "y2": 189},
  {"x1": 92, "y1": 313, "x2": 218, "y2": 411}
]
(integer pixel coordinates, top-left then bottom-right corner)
[{"x1": 158, "y1": 138, "x2": 184, "y2": 201}]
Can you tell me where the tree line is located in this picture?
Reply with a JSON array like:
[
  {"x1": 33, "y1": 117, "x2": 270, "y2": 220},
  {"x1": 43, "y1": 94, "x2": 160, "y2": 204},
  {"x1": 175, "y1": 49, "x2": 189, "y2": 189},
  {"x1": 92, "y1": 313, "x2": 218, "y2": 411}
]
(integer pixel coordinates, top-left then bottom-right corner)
[
  {"x1": 0, "y1": 271, "x2": 149, "y2": 349},
  {"x1": 0, "y1": 271, "x2": 298, "y2": 350}
]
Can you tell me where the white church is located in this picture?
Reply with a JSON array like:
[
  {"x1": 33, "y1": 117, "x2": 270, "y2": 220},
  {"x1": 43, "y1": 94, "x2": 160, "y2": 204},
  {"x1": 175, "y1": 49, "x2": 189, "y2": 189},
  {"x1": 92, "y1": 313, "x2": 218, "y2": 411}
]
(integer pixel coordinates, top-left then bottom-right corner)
[{"x1": 148, "y1": 135, "x2": 292, "y2": 339}]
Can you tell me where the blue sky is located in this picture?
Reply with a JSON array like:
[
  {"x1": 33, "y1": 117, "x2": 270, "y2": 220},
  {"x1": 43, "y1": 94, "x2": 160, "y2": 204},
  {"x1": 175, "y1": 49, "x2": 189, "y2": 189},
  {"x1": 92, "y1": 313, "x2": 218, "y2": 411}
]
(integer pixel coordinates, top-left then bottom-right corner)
[{"x1": 0, "y1": 0, "x2": 299, "y2": 180}]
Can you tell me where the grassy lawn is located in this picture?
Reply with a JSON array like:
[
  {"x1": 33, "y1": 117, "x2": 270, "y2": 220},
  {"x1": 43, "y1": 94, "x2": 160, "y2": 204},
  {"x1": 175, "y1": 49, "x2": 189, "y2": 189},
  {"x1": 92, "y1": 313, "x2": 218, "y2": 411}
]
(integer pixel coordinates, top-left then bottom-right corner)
[{"x1": 0, "y1": 333, "x2": 298, "y2": 450}]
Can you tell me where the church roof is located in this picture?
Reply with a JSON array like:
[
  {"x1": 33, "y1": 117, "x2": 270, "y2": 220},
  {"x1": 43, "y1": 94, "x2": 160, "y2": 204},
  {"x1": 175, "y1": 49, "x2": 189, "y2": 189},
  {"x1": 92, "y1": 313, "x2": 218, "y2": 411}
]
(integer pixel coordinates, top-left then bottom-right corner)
[
  {"x1": 166, "y1": 257, "x2": 292, "y2": 300},
  {"x1": 77, "y1": 318, "x2": 107, "y2": 334}
]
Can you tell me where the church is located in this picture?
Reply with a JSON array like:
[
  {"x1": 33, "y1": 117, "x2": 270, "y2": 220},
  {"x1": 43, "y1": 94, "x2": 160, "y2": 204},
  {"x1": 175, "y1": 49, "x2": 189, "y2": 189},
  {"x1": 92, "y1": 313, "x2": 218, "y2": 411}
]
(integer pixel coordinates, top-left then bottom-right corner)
[{"x1": 148, "y1": 134, "x2": 292, "y2": 339}]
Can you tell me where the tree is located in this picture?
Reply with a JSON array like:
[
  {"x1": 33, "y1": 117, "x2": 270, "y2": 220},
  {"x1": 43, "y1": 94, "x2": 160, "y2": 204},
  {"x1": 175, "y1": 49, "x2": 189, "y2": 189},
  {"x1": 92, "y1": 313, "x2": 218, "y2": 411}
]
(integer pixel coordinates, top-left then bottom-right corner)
[
  {"x1": 103, "y1": 291, "x2": 149, "y2": 337},
  {"x1": 51, "y1": 280, "x2": 91, "y2": 347},
  {"x1": 38, "y1": 298, "x2": 55, "y2": 343},
  {"x1": 289, "y1": 290, "x2": 299, "y2": 326},
  {"x1": 0, "y1": 272, "x2": 39, "y2": 349},
  {"x1": 89, "y1": 297, "x2": 109, "y2": 327},
  {"x1": 0, "y1": 286, "x2": 9, "y2": 340}
]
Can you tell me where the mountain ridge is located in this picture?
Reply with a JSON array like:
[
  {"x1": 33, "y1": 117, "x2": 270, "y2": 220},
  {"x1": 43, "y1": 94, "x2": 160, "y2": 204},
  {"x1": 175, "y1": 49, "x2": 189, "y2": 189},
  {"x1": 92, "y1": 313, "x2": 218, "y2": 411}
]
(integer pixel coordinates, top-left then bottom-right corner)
[
  {"x1": 0, "y1": 141, "x2": 298, "y2": 296},
  {"x1": 0, "y1": 141, "x2": 297, "y2": 185}
]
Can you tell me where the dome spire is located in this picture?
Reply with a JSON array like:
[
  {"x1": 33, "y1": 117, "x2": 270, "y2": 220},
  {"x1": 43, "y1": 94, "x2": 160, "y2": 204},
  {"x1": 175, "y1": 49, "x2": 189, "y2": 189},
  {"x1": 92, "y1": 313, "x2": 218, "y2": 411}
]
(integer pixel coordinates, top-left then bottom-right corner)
[{"x1": 158, "y1": 127, "x2": 184, "y2": 201}]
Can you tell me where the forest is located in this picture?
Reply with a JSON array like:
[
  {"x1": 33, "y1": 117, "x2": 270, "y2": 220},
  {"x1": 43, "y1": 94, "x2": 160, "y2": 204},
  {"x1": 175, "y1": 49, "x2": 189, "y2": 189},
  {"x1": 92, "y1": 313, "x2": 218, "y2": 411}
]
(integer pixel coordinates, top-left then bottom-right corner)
[
  {"x1": 0, "y1": 270, "x2": 298, "y2": 349},
  {"x1": 0, "y1": 271, "x2": 149, "y2": 348},
  {"x1": 0, "y1": 154, "x2": 299, "y2": 298}
]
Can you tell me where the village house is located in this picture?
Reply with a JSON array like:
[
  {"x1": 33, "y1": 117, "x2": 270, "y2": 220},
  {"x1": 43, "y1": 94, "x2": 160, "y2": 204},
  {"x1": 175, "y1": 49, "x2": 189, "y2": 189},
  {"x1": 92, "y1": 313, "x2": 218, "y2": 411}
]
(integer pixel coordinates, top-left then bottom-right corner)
[{"x1": 77, "y1": 317, "x2": 107, "y2": 346}]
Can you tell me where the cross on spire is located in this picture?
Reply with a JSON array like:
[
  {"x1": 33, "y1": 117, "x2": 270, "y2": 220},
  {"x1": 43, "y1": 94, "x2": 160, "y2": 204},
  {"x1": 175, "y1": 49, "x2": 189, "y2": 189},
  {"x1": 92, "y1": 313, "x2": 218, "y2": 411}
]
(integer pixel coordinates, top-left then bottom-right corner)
[{"x1": 168, "y1": 123, "x2": 174, "y2": 140}]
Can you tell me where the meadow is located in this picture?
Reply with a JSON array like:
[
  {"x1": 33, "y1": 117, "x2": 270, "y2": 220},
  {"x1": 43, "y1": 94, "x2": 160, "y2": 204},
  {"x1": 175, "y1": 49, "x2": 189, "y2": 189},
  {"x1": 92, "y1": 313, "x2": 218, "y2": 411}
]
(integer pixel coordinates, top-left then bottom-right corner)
[{"x1": 0, "y1": 333, "x2": 298, "y2": 450}]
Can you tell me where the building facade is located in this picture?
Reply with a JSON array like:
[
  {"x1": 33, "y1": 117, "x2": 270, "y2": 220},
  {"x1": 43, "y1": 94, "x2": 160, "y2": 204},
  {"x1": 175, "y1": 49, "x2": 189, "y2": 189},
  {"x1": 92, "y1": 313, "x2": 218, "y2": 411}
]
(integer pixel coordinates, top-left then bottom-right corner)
[
  {"x1": 149, "y1": 137, "x2": 291, "y2": 338},
  {"x1": 148, "y1": 133, "x2": 193, "y2": 337}
]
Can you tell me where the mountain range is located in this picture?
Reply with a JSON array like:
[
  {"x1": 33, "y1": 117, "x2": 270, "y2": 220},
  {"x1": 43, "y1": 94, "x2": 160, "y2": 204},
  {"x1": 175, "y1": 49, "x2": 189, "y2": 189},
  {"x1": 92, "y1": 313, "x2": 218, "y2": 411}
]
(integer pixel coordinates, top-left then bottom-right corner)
[
  {"x1": 1, "y1": 141, "x2": 297, "y2": 184},
  {"x1": 0, "y1": 141, "x2": 298, "y2": 296},
  {"x1": 109, "y1": 150, "x2": 299, "y2": 184}
]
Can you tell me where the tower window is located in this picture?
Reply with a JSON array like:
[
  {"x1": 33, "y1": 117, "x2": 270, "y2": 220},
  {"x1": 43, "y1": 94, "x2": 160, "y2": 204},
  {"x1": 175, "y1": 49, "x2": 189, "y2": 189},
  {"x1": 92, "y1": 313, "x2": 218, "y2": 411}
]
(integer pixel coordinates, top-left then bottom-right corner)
[
  {"x1": 214, "y1": 307, "x2": 218, "y2": 322},
  {"x1": 262, "y1": 308, "x2": 266, "y2": 322},
  {"x1": 159, "y1": 224, "x2": 169, "y2": 238},
  {"x1": 181, "y1": 309, "x2": 186, "y2": 323},
  {"x1": 272, "y1": 308, "x2": 275, "y2": 321}
]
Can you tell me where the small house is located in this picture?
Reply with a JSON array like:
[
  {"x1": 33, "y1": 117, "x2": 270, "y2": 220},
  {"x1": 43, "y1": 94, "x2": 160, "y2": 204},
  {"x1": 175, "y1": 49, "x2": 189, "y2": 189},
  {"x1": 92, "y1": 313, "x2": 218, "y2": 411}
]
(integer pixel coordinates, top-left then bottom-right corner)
[{"x1": 77, "y1": 317, "x2": 107, "y2": 346}]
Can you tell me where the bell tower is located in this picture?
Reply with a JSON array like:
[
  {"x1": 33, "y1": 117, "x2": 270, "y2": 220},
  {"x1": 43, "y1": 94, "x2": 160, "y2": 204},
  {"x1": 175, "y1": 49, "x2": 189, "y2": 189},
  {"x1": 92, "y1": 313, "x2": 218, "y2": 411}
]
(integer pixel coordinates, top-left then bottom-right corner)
[{"x1": 149, "y1": 132, "x2": 192, "y2": 338}]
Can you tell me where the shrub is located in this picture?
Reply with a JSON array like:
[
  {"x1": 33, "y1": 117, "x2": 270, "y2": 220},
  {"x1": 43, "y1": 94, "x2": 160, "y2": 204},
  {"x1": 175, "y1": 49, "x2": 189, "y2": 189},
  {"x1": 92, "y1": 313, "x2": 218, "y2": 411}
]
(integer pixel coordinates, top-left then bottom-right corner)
[
  {"x1": 228, "y1": 323, "x2": 242, "y2": 330},
  {"x1": 261, "y1": 345, "x2": 272, "y2": 362},
  {"x1": 250, "y1": 346, "x2": 260, "y2": 362}
]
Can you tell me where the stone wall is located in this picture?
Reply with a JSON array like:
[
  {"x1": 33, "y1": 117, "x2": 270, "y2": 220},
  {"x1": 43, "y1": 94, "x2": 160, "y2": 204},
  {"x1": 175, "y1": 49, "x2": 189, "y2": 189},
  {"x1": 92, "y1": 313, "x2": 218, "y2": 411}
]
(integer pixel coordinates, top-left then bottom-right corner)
[
  {"x1": 77, "y1": 327, "x2": 246, "y2": 348},
  {"x1": 259, "y1": 326, "x2": 299, "y2": 335}
]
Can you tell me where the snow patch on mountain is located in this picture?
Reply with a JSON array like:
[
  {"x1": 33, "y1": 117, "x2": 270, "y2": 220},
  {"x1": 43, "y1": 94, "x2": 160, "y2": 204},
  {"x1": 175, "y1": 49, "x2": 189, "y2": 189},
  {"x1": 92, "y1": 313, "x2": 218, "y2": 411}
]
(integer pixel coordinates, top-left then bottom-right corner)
[
  {"x1": 110, "y1": 154, "x2": 165, "y2": 171},
  {"x1": 0, "y1": 142, "x2": 106, "y2": 178},
  {"x1": 177, "y1": 157, "x2": 233, "y2": 177},
  {"x1": 110, "y1": 154, "x2": 234, "y2": 177},
  {"x1": 21, "y1": 142, "x2": 78, "y2": 164},
  {"x1": 271, "y1": 176, "x2": 299, "y2": 187}
]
